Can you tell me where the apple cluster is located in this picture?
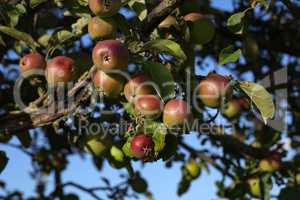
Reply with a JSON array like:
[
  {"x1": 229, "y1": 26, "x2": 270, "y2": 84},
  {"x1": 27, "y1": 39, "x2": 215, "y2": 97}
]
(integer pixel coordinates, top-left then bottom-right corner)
[{"x1": 17, "y1": 0, "x2": 251, "y2": 163}]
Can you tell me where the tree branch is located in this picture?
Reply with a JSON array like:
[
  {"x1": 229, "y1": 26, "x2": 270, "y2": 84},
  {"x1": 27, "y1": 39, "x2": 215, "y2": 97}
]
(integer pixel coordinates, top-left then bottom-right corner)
[{"x1": 139, "y1": 0, "x2": 182, "y2": 40}]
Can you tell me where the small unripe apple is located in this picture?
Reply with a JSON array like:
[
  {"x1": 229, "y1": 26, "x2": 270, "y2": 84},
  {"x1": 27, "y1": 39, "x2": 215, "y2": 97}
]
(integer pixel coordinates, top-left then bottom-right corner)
[
  {"x1": 222, "y1": 98, "x2": 241, "y2": 119},
  {"x1": 184, "y1": 159, "x2": 200, "y2": 180},
  {"x1": 130, "y1": 134, "x2": 154, "y2": 159},
  {"x1": 158, "y1": 15, "x2": 177, "y2": 29},
  {"x1": 163, "y1": 99, "x2": 193, "y2": 127},
  {"x1": 134, "y1": 95, "x2": 163, "y2": 119},
  {"x1": 258, "y1": 153, "x2": 281, "y2": 172},
  {"x1": 198, "y1": 73, "x2": 232, "y2": 108},
  {"x1": 124, "y1": 74, "x2": 155, "y2": 103},
  {"x1": 110, "y1": 145, "x2": 124, "y2": 162},
  {"x1": 46, "y1": 56, "x2": 74, "y2": 86},
  {"x1": 184, "y1": 12, "x2": 215, "y2": 44},
  {"x1": 88, "y1": 16, "x2": 117, "y2": 40},
  {"x1": 84, "y1": 135, "x2": 112, "y2": 156},
  {"x1": 92, "y1": 40, "x2": 129, "y2": 71},
  {"x1": 93, "y1": 70, "x2": 124, "y2": 97},
  {"x1": 88, "y1": 0, "x2": 121, "y2": 17},
  {"x1": 247, "y1": 177, "x2": 261, "y2": 198},
  {"x1": 19, "y1": 52, "x2": 46, "y2": 74}
]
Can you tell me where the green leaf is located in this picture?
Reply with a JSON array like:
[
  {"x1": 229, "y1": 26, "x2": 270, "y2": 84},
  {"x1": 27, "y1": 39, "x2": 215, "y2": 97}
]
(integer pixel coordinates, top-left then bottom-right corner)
[
  {"x1": 0, "y1": 35, "x2": 5, "y2": 46},
  {"x1": 279, "y1": 186, "x2": 300, "y2": 200},
  {"x1": 219, "y1": 45, "x2": 242, "y2": 65},
  {"x1": 122, "y1": 139, "x2": 134, "y2": 158},
  {"x1": 144, "y1": 121, "x2": 167, "y2": 154},
  {"x1": 128, "y1": 0, "x2": 147, "y2": 20},
  {"x1": 121, "y1": 102, "x2": 135, "y2": 117},
  {"x1": 239, "y1": 81, "x2": 275, "y2": 123},
  {"x1": 142, "y1": 39, "x2": 187, "y2": 61},
  {"x1": 261, "y1": 174, "x2": 272, "y2": 200},
  {"x1": 71, "y1": 16, "x2": 90, "y2": 35},
  {"x1": 227, "y1": 11, "x2": 245, "y2": 34},
  {"x1": 0, "y1": 26, "x2": 40, "y2": 49},
  {"x1": 30, "y1": 0, "x2": 48, "y2": 8},
  {"x1": 143, "y1": 60, "x2": 175, "y2": 100},
  {"x1": 6, "y1": 4, "x2": 26, "y2": 27},
  {"x1": 0, "y1": 151, "x2": 8, "y2": 174}
]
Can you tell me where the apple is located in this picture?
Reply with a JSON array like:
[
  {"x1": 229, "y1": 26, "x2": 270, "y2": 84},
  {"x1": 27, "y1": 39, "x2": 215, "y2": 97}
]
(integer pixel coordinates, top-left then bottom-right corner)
[
  {"x1": 259, "y1": 152, "x2": 281, "y2": 172},
  {"x1": 19, "y1": 52, "x2": 46, "y2": 74},
  {"x1": 130, "y1": 134, "x2": 154, "y2": 159},
  {"x1": 222, "y1": 98, "x2": 241, "y2": 119},
  {"x1": 198, "y1": 73, "x2": 232, "y2": 108},
  {"x1": 134, "y1": 95, "x2": 163, "y2": 119},
  {"x1": 45, "y1": 56, "x2": 74, "y2": 86},
  {"x1": 88, "y1": 16, "x2": 117, "y2": 40},
  {"x1": 93, "y1": 70, "x2": 124, "y2": 98},
  {"x1": 124, "y1": 74, "x2": 155, "y2": 103},
  {"x1": 92, "y1": 40, "x2": 129, "y2": 71},
  {"x1": 83, "y1": 135, "x2": 112, "y2": 156},
  {"x1": 247, "y1": 177, "x2": 261, "y2": 198},
  {"x1": 184, "y1": 159, "x2": 201, "y2": 180},
  {"x1": 88, "y1": 0, "x2": 121, "y2": 17},
  {"x1": 163, "y1": 99, "x2": 193, "y2": 127}
]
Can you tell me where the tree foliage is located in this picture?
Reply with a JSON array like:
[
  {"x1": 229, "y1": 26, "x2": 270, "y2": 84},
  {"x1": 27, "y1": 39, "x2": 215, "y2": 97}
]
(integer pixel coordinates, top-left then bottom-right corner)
[{"x1": 0, "y1": 0, "x2": 299, "y2": 199}]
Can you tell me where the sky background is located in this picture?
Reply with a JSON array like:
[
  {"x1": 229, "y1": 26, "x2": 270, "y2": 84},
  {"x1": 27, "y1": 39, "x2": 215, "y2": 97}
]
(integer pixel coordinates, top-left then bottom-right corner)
[{"x1": 0, "y1": 1, "x2": 262, "y2": 200}]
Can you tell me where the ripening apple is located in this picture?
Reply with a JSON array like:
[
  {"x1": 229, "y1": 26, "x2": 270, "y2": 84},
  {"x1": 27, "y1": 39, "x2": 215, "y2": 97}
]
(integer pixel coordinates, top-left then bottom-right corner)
[
  {"x1": 19, "y1": 52, "x2": 46, "y2": 74},
  {"x1": 258, "y1": 152, "x2": 281, "y2": 172},
  {"x1": 88, "y1": 0, "x2": 121, "y2": 17},
  {"x1": 134, "y1": 95, "x2": 163, "y2": 119},
  {"x1": 163, "y1": 99, "x2": 193, "y2": 127},
  {"x1": 247, "y1": 177, "x2": 261, "y2": 198},
  {"x1": 124, "y1": 74, "x2": 156, "y2": 103},
  {"x1": 92, "y1": 40, "x2": 129, "y2": 71},
  {"x1": 45, "y1": 56, "x2": 74, "y2": 86},
  {"x1": 198, "y1": 73, "x2": 232, "y2": 108},
  {"x1": 184, "y1": 159, "x2": 201, "y2": 180},
  {"x1": 83, "y1": 135, "x2": 112, "y2": 156},
  {"x1": 93, "y1": 70, "x2": 124, "y2": 98},
  {"x1": 88, "y1": 16, "x2": 117, "y2": 40},
  {"x1": 222, "y1": 98, "x2": 241, "y2": 119}
]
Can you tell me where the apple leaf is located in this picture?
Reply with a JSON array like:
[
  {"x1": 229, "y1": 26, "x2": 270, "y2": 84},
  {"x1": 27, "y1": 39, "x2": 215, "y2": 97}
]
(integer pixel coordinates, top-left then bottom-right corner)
[
  {"x1": 143, "y1": 60, "x2": 175, "y2": 100},
  {"x1": 30, "y1": 0, "x2": 48, "y2": 8},
  {"x1": 219, "y1": 45, "x2": 242, "y2": 65},
  {"x1": 0, "y1": 26, "x2": 40, "y2": 49},
  {"x1": 128, "y1": 0, "x2": 147, "y2": 21},
  {"x1": 239, "y1": 81, "x2": 275, "y2": 124},
  {"x1": 122, "y1": 138, "x2": 134, "y2": 158},
  {"x1": 144, "y1": 121, "x2": 167, "y2": 154},
  {"x1": 227, "y1": 11, "x2": 245, "y2": 34},
  {"x1": 142, "y1": 39, "x2": 187, "y2": 61},
  {"x1": 0, "y1": 151, "x2": 8, "y2": 174}
]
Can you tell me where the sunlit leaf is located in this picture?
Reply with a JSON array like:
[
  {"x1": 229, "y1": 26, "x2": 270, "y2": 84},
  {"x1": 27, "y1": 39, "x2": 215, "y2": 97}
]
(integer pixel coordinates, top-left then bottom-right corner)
[
  {"x1": 219, "y1": 45, "x2": 242, "y2": 65},
  {"x1": 0, "y1": 26, "x2": 40, "y2": 49},
  {"x1": 239, "y1": 81, "x2": 275, "y2": 123},
  {"x1": 142, "y1": 39, "x2": 187, "y2": 61}
]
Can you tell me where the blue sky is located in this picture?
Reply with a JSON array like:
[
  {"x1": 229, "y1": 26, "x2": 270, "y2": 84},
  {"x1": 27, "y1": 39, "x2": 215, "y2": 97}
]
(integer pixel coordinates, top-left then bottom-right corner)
[{"x1": 0, "y1": 1, "x2": 238, "y2": 200}]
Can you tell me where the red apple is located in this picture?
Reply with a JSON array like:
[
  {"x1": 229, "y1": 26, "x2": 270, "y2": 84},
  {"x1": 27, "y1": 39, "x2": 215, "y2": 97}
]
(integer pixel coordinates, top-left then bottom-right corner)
[
  {"x1": 19, "y1": 52, "x2": 46, "y2": 74},
  {"x1": 92, "y1": 40, "x2": 129, "y2": 71},
  {"x1": 45, "y1": 56, "x2": 74, "y2": 86},
  {"x1": 130, "y1": 134, "x2": 154, "y2": 159}
]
